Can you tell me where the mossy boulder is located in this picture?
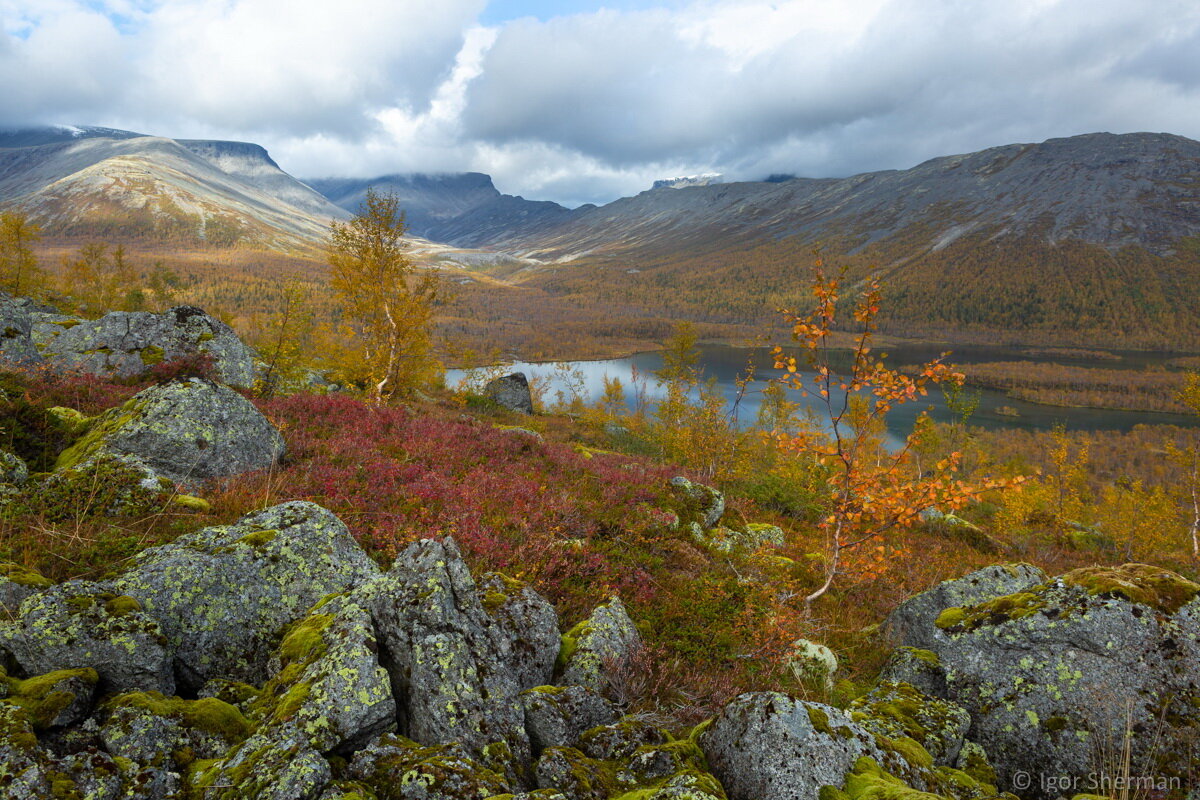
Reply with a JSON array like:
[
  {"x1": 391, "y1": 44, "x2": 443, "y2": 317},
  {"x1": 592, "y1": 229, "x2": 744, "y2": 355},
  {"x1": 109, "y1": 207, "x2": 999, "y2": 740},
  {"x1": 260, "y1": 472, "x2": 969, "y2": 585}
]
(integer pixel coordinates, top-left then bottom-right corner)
[
  {"x1": 0, "y1": 702, "x2": 55, "y2": 795},
  {"x1": 700, "y1": 693, "x2": 884, "y2": 800},
  {"x1": 480, "y1": 572, "x2": 561, "y2": 692},
  {"x1": 250, "y1": 592, "x2": 396, "y2": 755},
  {"x1": 885, "y1": 563, "x2": 1047, "y2": 651},
  {"x1": 1, "y1": 561, "x2": 51, "y2": 621},
  {"x1": 114, "y1": 501, "x2": 380, "y2": 692},
  {"x1": 848, "y1": 681, "x2": 971, "y2": 767},
  {"x1": 785, "y1": 639, "x2": 839, "y2": 692},
  {"x1": 903, "y1": 563, "x2": 1200, "y2": 798},
  {"x1": 39, "y1": 305, "x2": 258, "y2": 387},
  {"x1": 56, "y1": 378, "x2": 285, "y2": 491},
  {"x1": 522, "y1": 685, "x2": 619, "y2": 759},
  {"x1": 0, "y1": 579, "x2": 173, "y2": 694},
  {"x1": 2, "y1": 667, "x2": 99, "y2": 730},
  {"x1": 557, "y1": 596, "x2": 641, "y2": 692},
  {"x1": 534, "y1": 745, "x2": 623, "y2": 800},
  {"x1": 361, "y1": 538, "x2": 530, "y2": 778},
  {"x1": 577, "y1": 717, "x2": 669, "y2": 762},
  {"x1": 187, "y1": 723, "x2": 333, "y2": 800},
  {"x1": 16, "y1": 452, "x2": 181, "y2": 520},
  {"x1": 100, "y1": 690, "x2": 252, "y2": 767},
  {"x1": 346, "y1": 733, "x2": 512, "y2": 800},
  {"x1": 668, "y1": 477, "x2": 725, "y2": 531},
  {"x1": 876, "y1": 648, "x2": 946, "y2": 699}
]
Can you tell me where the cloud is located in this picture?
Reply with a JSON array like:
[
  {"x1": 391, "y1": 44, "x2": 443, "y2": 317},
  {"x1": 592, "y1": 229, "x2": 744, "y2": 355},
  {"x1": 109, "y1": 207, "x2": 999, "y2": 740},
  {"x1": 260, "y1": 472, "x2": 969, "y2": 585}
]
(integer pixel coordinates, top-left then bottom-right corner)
[{"x1": 2, "y1": 0, "x2": 1200, "y2": 206}]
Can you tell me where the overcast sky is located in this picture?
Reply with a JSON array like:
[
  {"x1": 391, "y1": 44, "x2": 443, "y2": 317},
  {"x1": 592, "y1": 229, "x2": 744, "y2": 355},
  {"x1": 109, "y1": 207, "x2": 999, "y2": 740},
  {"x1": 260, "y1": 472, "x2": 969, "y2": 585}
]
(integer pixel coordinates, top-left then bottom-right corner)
[{"x1": 3, "y1": 0, "x2": 1199, "y2": 207}]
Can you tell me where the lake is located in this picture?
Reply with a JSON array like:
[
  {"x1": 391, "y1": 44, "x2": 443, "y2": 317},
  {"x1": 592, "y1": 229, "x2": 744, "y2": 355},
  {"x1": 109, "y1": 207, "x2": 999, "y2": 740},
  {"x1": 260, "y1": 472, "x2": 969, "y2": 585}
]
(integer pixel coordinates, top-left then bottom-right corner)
[{"x1": 447, "y1": 343, "x2": 1198, "y2": 444}]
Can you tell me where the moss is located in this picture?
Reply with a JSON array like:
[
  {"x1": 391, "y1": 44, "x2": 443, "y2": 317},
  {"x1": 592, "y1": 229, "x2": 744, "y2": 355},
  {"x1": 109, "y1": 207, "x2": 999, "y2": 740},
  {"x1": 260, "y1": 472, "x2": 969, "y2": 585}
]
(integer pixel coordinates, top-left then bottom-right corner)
[
  {"x1": 808, "y1": 706, "x2": 834, "y2": 735},
  {"x1": 5, "y1": 668, "x2": 98, "y2": 729},
  {"x1": 834, "y1": 757, "x2": 948, "y2": 800},
  {"x1": 103, "y1": 595, "x2": 143, "y2": 617},
  {"x1": 277, "y1": 613, "x2": 334, "y2": 665},
  {"x1": 935, "y1": 591, "x2": 1046, "y2": 632},
  {"x1": 139, "y1": 346, "x2": 165, "y2": 366},
  {"x1": 1061, "y1": 564, "x2": 1200, "y2": 614},
  {"x1": 0, "y1": 561, "x2": 52, "y2": 587},
  {"x1": 555, "y1": 619, "x2": 589, "y2": 672},
  {"x1": 482, "y1": 590, "x2": 508, "y2": 613},
  {"x1": 236, "y1": 529, "x2": 279, "y2": 549},
  {"x1": 1043, "y1": 715, "x2": 1071, "y2": 733},
  {"x1": 104, "y1": 691, "x2": 252, "y2": 743},
  {"x1": 173, "y1": 495, "x2": 211, "y2": 512},
  {"x1": 55, "y1": 396, "x2": 148, "y2": 471},
  {"x1": 45, "y1": 407, "x2": 91, "y2": 437},
  {"x1": 907, "y1": 648, "x2": 940, "y2": 667}
]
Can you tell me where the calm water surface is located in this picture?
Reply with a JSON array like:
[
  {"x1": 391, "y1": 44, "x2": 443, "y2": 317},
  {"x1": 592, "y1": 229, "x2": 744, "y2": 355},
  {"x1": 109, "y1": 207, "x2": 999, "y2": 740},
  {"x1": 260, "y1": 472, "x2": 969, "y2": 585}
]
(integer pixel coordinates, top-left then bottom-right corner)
[{"x1": 447, "y1": 343, "x2": 1198, "y2": 445}]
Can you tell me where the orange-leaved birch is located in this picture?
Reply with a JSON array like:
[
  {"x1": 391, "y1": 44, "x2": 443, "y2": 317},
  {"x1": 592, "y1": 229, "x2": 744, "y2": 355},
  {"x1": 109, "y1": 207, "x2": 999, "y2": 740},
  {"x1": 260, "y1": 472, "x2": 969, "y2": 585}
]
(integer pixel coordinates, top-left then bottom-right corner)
[{"x1": 772, "y1": 262, "x2": 1019, "y2": 605}]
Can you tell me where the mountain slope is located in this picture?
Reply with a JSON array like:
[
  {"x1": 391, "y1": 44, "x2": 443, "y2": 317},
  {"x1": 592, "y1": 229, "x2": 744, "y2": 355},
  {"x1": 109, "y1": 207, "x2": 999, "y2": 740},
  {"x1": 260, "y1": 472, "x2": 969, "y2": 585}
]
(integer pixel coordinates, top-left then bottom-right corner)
[{"x1": 0, "y1": 128, "x2": 348, "y2": 249}]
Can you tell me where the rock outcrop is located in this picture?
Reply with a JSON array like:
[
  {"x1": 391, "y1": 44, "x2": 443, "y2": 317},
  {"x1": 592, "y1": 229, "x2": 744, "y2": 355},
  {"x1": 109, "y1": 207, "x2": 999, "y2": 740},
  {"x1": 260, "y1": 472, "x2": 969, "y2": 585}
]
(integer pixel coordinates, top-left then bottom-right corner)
[
  {"x1": 0, "y1": 293, "x2": 43, "y2": 365},
  {"x1": 557, "y1": 596, "x2": 641, "y2": 692}
]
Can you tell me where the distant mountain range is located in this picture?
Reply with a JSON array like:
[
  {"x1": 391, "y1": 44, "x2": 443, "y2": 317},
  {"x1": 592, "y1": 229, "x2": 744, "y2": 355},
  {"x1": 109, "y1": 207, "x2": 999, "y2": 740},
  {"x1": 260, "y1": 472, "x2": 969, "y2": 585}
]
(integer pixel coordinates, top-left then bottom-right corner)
[{"x1": 4, "y1": 126, "x2": 1200, "y2": 347}]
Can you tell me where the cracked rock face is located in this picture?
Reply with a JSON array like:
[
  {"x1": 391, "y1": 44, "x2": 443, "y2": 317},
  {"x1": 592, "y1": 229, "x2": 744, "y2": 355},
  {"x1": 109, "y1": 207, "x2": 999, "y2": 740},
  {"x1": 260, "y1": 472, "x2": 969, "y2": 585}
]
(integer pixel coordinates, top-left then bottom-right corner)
[
  {"x1": 38, "y1": 305, "x2": 259, "y2": 387},
  {"x1": 0, "y1": 293, "x2": 44, "y2": 366},
  {"x1": 56, "y1": 377, "x2": 285, "y2": 491}
]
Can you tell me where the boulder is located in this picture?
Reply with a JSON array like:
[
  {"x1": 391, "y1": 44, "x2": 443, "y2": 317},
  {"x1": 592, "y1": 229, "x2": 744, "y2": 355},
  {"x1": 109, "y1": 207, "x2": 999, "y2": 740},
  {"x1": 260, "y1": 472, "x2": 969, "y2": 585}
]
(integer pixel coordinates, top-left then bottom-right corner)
[
  {"x1": 252, "y1": 592, "x2": 396, "y2": 755},
  {"x1": 875, "y1": 646, "x2": 947, "y2": 699},
  {"x1": 56, "y1": 378, "x2": 286, "y2": 490},
  {"x1": 28, "y1": 311, "x2": 82, "y2": 351},
  {"x1": 100, "y1": 691, "x2": 252, "y2": 765},
  {"x1": 700, "y1": 693, "x2": 883, "y2": 800},
  {"x1": 39, "y1": 305, "x2": 258, "y2": 387},
  {"x1": 669, "y1": 476, "x2": 725, "y2": 530},
  {"x1": 522, "y1": 685, "x2": 620, "y2": 758},
  {"x1": 187, "y1": 723, "x2": 333, "y2": 800},
  {"x1": 2, "y1": 666, "x2": 99, "y2": 730},
  {"x1": 0, "y1": 580, "x2": 173, "y2": 693},
  {"x1": 20, "y1": 452, "x2": 182, "y2": 520},
  {"x1": 0, "y1": 562, "x2": 51, "y2": 621},
  {"x1": 114, "y1": 501, "x2": 380, "y2": 692},
  {"x1": 346, "y1": 734, "x2": 512, "y2": 799},
  {"x1": 0, "y1": 703, "x2": 56, "y2": 795},
  {"x1": 480, "y1": 572, "x2": 561, "y2": 691},
  {"x1": 0, "y1": 292, "x2": 43, "y2": 365},
  {"x1": 361, "y1": 538, "x2": 530, "y2": 775},
  {"x1": 0, "y1": 450, "x2": 28, "y2": 486},
  {"x1": 785, "y1": 639, "x2": 838, "y2": 692},
  {"x1": 885, "y1": 563, "x2": 1046, "y2": 651},
  {"x1": 848, "y1": 681, "x2": 971, "y2": 766},
  {"x1": 558, "y1": 596, "x2": 641, "y2": 692},
  {"x1": 904, "y1": 563, "x2": 1200, "y2": 797},
  {"x1": 485, "y1": 372, "x2": 534, "y2": 414}
]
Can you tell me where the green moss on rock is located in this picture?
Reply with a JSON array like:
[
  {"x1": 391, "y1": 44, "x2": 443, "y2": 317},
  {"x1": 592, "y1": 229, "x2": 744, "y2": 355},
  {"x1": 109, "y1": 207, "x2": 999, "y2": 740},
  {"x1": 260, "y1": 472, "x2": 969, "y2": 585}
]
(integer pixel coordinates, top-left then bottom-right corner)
[{"x1": 1060, "y1": 564, "x2": 1200, "y2": 614}]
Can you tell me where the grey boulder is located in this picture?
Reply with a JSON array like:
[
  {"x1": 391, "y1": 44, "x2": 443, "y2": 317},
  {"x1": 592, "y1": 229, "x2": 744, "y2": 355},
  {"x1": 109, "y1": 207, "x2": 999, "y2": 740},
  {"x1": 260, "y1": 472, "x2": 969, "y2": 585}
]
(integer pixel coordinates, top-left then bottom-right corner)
[
  {"x1": 114, "y1": 501, "x2": 380, "y2": 692},
  {"x1": 700, "y1": 692, "x2": 883, "y2": 800},
  {"x1": 39, "y1": 305, "x2": 258, "y2": 387},
  {"x1": 361, "y1": 538, "x2": 530, "y2": 774},
  {"x1": 56, "y1": 377, "x2": 285, "y2": 490},
  {"x1": 485, "y1": 372, "x2": 534, "y2": 414},
  {"x1": 0, "y1": 292, "x2": 43, "y2": 365},
  {"x1": 522, "y1": 684, "x2": 620, "y2": 758},
  {"x1": 558, "y1": 596, "x2": 641, "y2": 692},
  {"x1": 480, "y1": 572, "x2": 561, "y2": 691},
  {"x1": 0, "y1": 580, "x2": 173, "y2": 693}
]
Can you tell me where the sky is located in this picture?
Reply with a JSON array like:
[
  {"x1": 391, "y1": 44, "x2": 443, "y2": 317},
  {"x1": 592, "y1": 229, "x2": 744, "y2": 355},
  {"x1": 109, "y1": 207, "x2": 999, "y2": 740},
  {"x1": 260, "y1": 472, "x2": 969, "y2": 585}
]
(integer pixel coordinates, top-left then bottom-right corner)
[{"x1": 2, "y1": 0, "x2": 1200, "y2": 208}]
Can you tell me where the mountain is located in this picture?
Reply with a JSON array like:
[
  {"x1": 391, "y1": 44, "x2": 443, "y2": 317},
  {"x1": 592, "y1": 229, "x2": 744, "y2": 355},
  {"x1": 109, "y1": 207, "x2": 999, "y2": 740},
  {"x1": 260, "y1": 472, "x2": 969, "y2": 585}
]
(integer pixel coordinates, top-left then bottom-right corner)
[
  {"x1": 422, "y1": 132, "x2": 1200, "y2": 349},
  {"x1": 306, "y1": 172, "x2": 576, "y2": 245},
  {"x1": 651, "y1": 174, "x2": 724, "y2": 190},
  {"x1": 0, "y1": 126, "x2": 348, "y2": 249}
]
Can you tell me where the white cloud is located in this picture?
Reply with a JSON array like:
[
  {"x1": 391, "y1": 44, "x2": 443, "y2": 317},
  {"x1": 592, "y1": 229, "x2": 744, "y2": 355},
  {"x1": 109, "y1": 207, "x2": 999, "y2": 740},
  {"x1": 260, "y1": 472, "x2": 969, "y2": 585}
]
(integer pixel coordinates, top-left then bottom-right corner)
[{"x1": 2, "y1": 0, "x2": 1200, "y2": 206}]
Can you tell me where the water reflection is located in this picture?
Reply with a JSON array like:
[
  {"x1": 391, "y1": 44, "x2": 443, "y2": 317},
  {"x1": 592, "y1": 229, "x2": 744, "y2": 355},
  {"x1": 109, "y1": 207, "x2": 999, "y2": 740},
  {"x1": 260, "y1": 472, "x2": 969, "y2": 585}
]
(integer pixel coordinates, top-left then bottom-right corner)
[{"x1": 446, "y1": 344, "x2": 1198, "y2": 443}]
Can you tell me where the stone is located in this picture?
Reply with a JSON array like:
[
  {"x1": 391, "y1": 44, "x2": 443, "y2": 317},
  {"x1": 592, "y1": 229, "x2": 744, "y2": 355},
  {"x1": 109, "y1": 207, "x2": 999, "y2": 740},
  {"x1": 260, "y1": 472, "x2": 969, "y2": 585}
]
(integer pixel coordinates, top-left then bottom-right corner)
[
  {"x1": 56, "y1": 378, "x2": 286, "y2": 491},
  {"x1": 346, "y1": 733, "x2": 512, "y2": 800},
  {"x1": 558, "y1": 596, "x2": 641, "y2": 692},
  {"x1": 876, "y1": 646, "x2": 947, "y2": 699},
  {"x1": 522, "y1": 685, "x2": 620, "y2": 758},
  {"x1": 785, "y1": 639, "x2": 838, "y2": 691},
  {"x1": 0, "y1": 450, "x2": 28, "y2": 486},
  {"x1": 0, "y1": 562, "x2": 51, "y2": 621},
  {"x1": 39, "y1": 305, "x2": 258, "y2": 387},
  {"x1": 100, "y1": 691, "x2": 252, "y2": 765},
  {"x1": 480, "y1": 572, "x2": 561, "y2": 692},
  {"x1": 0, "y1": 580, "x2": 173, "y2": 693},
  {"x1": 187, "y1": 723, "x2": 332, "y2": 800},
  {"x1": 252, "y1": 592, "x2": 396, "y2": 755},
  {"x1": 699, "y1": 693, "x2": 883, "y2": 800},
  {"x1": 0, "y1": 292, "x2": 44, "y2": 366},
  {"x1": 669, "y1": 476, "x2": 725, "y2": 529},
  {"x1": 362, "y1": 538, "x2": 530, "y2": 774},
  {"x1": 884, "y1": 563, "x2": 1046, "y2": 651},
  {"x1": 848, "y1": 681, "x2": 971, "y2": 766},
  {"x1": 114, "y1": 501, "x2": 380, "y2": 692},
  {"x1": 485, "y1": 372, "x2": 534, "y2": 414},
  {"x1": 915, "y1": 563, "x2": 1200, "y2": 797},
  {"x1": 0, "y1": 703, "x2": 55, "y2": 796}
]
